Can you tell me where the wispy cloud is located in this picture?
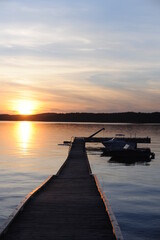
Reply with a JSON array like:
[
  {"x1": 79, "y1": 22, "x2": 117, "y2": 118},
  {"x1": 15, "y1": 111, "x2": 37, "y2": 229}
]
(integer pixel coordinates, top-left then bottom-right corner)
[{"x1": 0, "y1": 0, "x2": 160, "y2": 113}]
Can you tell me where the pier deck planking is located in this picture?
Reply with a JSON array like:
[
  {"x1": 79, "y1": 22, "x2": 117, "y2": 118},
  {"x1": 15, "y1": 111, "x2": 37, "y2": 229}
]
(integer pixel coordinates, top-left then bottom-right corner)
[
  {"x1": 84, "y1": 137, "x2": 151, "y2": 143},
  {"x1": 0, "y1": 138, "x2": 117, "y2": 240}
]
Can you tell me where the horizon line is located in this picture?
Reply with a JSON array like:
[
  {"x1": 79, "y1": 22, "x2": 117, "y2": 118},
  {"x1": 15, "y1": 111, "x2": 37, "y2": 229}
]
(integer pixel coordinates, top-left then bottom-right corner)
[{"x1": 0, "y1": 111, "x2": 160, "y2": 116}]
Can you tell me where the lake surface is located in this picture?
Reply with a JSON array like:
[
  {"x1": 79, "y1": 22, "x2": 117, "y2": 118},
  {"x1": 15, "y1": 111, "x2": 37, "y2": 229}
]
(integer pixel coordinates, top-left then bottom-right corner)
[{"x1": 0, "y1": 122, "x2": 160, "y2": 240}]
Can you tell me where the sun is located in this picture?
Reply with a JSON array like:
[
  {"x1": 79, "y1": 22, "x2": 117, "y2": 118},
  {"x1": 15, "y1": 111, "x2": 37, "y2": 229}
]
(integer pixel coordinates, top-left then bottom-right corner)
[{"x1": 17, "y1": 100, "x2": 35, "y2": 115}]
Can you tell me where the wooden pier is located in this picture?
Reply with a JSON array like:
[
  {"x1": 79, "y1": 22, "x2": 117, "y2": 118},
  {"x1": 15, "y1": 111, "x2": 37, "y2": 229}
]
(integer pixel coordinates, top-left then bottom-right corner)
[
  {"x1": 84, "y1": 137, "x2": 151, "y2": 143},
  {"x1": 0, "y1": 138, "x2": 123, "y2": 240}
]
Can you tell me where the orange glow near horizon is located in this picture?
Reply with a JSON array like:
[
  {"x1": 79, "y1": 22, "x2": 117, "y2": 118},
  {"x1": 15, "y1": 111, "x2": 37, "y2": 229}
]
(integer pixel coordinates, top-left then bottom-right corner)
[{"x1": 12, "y1": 100, "x2": 38, "y2": 115}]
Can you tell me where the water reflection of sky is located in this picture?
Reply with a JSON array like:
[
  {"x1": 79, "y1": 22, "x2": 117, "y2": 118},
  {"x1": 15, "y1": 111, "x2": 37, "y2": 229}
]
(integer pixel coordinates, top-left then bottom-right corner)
[
  {"x1": 0, "y1": 122, "x2": 160, "y2": 240},
  {"x1": 87, "y1": 136, "x2": 160, "y2": 240},
  {"x1": 17, "y1": 122, "x2": 32, "y2": 154}
]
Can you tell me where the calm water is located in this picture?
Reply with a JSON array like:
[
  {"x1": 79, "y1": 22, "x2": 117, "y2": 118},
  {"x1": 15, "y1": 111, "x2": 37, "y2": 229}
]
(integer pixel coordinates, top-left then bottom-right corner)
[{"x1": 0, "y1": 122, "x2": 160, "y2": 240}]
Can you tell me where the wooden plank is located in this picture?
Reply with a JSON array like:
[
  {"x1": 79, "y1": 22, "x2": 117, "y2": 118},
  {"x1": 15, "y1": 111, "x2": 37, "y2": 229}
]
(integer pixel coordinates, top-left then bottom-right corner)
[
  {"x1": 94, "y1": 175, "x2": 123, "y2": 240},
  {"x1": 0, "y1": 175, "x2": 55, "y2": 237},
  {"x1": 84, "y1": 137, "x2": 151, "y2": 143},
  {"x1": 0, "y1": 138, "x2": 121, "y2": 240}
]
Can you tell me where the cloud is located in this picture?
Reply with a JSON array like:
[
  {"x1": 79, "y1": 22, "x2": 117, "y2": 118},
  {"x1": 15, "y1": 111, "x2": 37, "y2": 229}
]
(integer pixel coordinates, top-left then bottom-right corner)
[
  {"x1": 0, "y1": 0, "x2": 160, "y2": 113},
  {"x1": 88, "y1": 68, "x2": 160, "y2": 90}
]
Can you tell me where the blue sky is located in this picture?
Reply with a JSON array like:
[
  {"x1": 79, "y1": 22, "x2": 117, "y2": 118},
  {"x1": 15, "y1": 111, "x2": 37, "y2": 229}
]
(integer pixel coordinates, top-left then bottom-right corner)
[{"x1": 0, "y1": 0, "x2": 160, "y2": 113}]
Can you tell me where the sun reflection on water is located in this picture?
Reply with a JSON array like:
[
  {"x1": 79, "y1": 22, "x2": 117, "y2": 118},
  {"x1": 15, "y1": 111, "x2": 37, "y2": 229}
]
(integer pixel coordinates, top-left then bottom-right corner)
[{"x1": 18, "y1": 122, "x2": 33, "y2": 154}]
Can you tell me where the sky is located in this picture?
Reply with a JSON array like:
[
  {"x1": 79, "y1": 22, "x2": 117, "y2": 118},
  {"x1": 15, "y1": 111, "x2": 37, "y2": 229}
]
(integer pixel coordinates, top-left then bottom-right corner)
[{"x1": 0, "y1": 0, "x2": 160, "y2": 114}]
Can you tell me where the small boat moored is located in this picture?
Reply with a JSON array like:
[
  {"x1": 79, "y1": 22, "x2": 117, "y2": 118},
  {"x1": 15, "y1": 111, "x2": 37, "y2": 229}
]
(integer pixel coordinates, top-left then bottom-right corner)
[
  {"x1": 102, "y1": 147, "x2": 155, "y2": 160},
  {"x1": 102, "y1": 136, "x2": 155, "y2": 161}
]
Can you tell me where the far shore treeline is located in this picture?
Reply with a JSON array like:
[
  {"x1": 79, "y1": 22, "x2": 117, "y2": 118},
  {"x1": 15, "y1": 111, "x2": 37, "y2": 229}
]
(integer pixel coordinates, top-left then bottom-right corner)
[{"x1": 0, "y1": 112, "x2": 160, "y2": 123}]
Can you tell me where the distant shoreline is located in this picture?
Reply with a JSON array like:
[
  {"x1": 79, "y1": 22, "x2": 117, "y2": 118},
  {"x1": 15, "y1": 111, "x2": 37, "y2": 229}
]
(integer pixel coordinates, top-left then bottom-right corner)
[{"x1": 0, "y1": 112, "x2": 160, "y2": 123}]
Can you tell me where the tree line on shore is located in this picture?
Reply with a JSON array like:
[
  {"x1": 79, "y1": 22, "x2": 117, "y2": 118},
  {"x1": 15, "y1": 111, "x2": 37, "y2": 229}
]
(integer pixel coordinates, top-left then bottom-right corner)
[{"x1": 0, "y1": 112, "x2": 160, "y2": 123}]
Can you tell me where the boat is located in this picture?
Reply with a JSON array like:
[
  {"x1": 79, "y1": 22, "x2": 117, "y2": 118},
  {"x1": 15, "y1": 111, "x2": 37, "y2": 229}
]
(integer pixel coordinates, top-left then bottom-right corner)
[
  {"x1": 102, "y1": 138, "x2": 136, "y2": 151},
  {"x1": 102, "y1": 137, "x2": 155, "y2": 160},
  {"x1": 102, "y1": 147, "x2": 155, "y2": 159}
]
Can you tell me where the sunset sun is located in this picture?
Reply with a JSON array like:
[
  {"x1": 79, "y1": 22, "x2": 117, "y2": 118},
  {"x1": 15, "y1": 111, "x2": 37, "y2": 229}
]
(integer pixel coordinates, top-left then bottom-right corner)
[{"x1": 17, "y1": 100, "x2": 35, "y2": 115}]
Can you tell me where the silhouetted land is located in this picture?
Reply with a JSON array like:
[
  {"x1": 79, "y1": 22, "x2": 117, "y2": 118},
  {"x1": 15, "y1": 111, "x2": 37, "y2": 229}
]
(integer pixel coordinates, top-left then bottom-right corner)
[{"x1": 0, "y1": 112, "x2": 160, "y2": 123}]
